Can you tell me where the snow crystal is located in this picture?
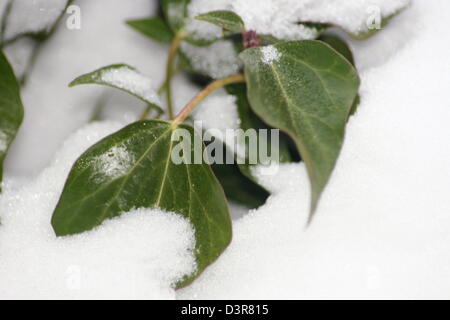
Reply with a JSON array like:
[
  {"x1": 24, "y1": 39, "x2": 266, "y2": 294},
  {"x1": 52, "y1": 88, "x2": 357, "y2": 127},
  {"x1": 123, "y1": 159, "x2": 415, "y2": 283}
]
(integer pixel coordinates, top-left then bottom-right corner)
[
  {"x1": 93, "y1": 145, "x2": 134, "y2": 183},
  {"x1": 181, "y1": 40, "x2": 241, "y2": 79},
  {"x1": 0, "y1": 121, "x2": 196, "y2": 299},
  {"x1": 179, "y1": 0, "x2": 450, "y2": 299},
  {"x1": 2, "y1": 0, "x2": 68, "y2": 41},
  {"x1": 187, "y1": 0, "x2": 410, "y2": 40},
  {"x1": 100, "y1": 66, "x2": 161, "y2": 106},
  {"x1": 261, "y1": 45, "x2": 281, "y2": 64}
]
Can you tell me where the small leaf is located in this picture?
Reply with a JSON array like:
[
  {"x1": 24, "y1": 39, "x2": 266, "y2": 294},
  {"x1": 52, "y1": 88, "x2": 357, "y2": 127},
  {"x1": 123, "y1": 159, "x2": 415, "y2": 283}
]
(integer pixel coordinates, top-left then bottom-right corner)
[
  {"x1": 69, "y1": 64, "x2": 164, "y2": 114},
  {"x1": 51, "y1": 120, "x2": 232, "y2": 287},
  {"x1": 126, "y1": 17, "x2": 173, "y2": 43},
  {"x1": 196, "y1": 10, "x2": 245, "y2": 33},
  {"x1": 240, "y1": 41, "x2": 359, "y2": 220},
  {"x1": 161, "y1": 0, "x2": 191, "y2": 32},
  {"x1": 0, "y1": 50, "x2": 24, "y2": 190}
]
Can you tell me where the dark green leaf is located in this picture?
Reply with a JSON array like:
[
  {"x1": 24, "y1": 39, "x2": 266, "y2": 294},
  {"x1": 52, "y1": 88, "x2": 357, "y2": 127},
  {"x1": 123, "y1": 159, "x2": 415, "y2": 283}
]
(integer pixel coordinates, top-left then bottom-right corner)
[
  {"x1": 69, "y1": 64, "x2": 164, "y2": 114},
  {"x1": 0, "y1": 50, "x2": 24, "y2": 190},
  {"x1": 126, "y1": 17, "x2": 173, "y2": 43},
  {"x1": 51, "y1": 120, "x2": 232, "y2": 288},
  {"x1": 240, "y1": 41, "x2": 359, "y2": 220},
  {"x1": 196, "y1": 10, "x2": 245, "y2": 33},
  {"x1": 318, "y1": 35, "x2": 361, "y2": 118}
]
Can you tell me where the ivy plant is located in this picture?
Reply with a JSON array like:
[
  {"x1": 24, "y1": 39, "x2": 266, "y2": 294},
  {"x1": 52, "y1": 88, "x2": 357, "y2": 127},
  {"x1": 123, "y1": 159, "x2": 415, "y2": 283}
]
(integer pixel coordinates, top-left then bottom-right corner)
[
  {"x1": 0, "y1": 50, "x2": 24, "y2": 191},
  {"x1": 0, "y1": 1, "x2": 408, "y2": 288}
]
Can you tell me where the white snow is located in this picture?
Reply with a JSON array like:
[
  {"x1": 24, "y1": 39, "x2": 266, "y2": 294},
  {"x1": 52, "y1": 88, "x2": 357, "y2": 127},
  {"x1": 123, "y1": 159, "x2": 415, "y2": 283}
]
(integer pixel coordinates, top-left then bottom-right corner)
[
  {"x1": 187, "y1": 0, "x2": 410, "y2": 41},
  {"x1": 99, "y1": 66, "x2": 162, "y2": 106},
  {"x1": 0, "y1": 121, "x2": 196, "y2": 299},
  {"x1": 193, "y1": 88, "x2": 242, "y2": 155},
  {"x1": 2, "y1": 0, "x2": 68, "y2": 41},
  {"x1": 260, "y1": 45, "x2": 281, "y2": 64},
  {"x1": 194, "y1": 89, "x2": 240, "y2": 133},
  {"x1": 180, "y1": 40, "x2": 241, "y2": 79},
  {"x1": 178, "y1": 0, "x2": 450, "y2": 299},
  {"x1": 93, "y1": 145, "x2": 135, "y2": 183}
]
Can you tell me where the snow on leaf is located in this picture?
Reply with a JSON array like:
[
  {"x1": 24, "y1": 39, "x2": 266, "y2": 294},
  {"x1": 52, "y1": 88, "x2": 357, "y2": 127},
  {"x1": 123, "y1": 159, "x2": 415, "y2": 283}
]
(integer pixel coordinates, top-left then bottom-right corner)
[
  {"x1": 261, "y1": 46, "x2": 281, "y2": 64},
  {"x1": 69, "y1": 64, "x2": 163, "y2": 113}
]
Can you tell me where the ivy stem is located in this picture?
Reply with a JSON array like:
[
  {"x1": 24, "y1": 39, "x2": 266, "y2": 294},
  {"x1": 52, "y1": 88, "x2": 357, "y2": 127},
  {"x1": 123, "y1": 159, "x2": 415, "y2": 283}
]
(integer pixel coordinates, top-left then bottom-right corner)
[
  {"x1": 165, "y1": 33, "x2": 183, "y2": 120},
  {"x1": 172, "y1": 73, "x2": 246, "y2": 126}
]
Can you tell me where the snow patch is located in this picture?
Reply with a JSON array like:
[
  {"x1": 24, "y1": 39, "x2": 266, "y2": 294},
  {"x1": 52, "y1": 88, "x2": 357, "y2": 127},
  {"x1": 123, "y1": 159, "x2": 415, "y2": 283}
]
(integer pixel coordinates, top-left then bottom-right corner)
[
  {"x1": 193, "y1": 89, "x2": 242, "y2": 155},
  {"x1": 187, "y1": 0, "x2": 410, "y2": 40},
  {"x1": 100, "y1": 66, "x2": 161, "y2": 106},
  {"x1": 181, "y1": 40, "x2": 241, "y2": 79},
  {"x1": 93, "y1": 145, "x2": 134, "y2": 183},
  {"x1": 2, "y1": 0, "x2": 68, "y2": 41},
  {"x1": 261, "y1": 46, "x2": 281, "y2": 64},
  {"x1": 0, "y1": 121, "x2": 196, "y2": 299}
]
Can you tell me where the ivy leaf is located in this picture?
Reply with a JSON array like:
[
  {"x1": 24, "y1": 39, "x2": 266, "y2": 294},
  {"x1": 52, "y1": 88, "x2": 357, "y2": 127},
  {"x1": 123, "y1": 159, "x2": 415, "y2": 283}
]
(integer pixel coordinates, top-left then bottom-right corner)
[
  {"x1": 51, "y1": 120, "x2": 232, "y2": 288},
  {"x1": 240, "y1": 41, "x2": 359, "y2": 220},
  {"x1": 318, "y1": 35, "x2": 361, "y2": 118},
  {"x1": 69, "y1": 64, "x2": 164, "y2": 114},
  {"x1": 126, "y1": 17, "x2": 173, "y2": 43},
  {"x1": 196, "y1": 10, "x2": 245, "y2": 33},
  {"x1": 161, "y1": 0, "x2": 191, "y2": 32},
  {"x1": 0, "y1": 50, "x2": 24, "y2": 191}
]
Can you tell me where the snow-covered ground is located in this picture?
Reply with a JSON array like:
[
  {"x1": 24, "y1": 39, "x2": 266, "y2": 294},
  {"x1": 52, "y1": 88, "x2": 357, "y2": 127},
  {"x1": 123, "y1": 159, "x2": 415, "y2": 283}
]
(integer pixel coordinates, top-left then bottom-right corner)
[{"x1": 1, "y1": 0, "x2": 450, "y2": 299}]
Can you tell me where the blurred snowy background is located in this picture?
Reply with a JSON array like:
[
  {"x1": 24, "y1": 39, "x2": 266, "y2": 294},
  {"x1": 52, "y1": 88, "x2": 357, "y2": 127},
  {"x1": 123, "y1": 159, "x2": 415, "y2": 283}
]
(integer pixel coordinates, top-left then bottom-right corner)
[{"x1": 0, "y1": 0, "x2": 450, "y2": 299}]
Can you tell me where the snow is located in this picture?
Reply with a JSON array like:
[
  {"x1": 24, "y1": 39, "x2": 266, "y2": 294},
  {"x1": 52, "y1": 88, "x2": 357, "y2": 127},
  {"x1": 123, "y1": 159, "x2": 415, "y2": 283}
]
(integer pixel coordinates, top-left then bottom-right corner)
[
  {"x1": 178, "y1": 0, "x2": 450, "y2": 299},
  {"x1": 260, "y1": 45, "x2": 281, "y2": 64},
  {"x1": 181, "y1": 40, "x2": 241, "y2": 79},
  {"x1": 99, "y1": 66, "x2": 162, "y2": 106},
  {"x1": 193, "y1": 88, "x2": 242, "y2": 156},
  {"x1": 2, "y1": 0, "x2": 68, "y2": 41},
  {"x1": 194, "y1": 89, "x2": 240, "y2": 133},
  {"x1": 93, "y1": 145, "x2": 135, "y2": 183},
  {"x1": 0, "y1": 121, "x2": 196, "y2": 299},
  {"x1": 187, "y1": 0, "x2": 410, "y2": 41}
]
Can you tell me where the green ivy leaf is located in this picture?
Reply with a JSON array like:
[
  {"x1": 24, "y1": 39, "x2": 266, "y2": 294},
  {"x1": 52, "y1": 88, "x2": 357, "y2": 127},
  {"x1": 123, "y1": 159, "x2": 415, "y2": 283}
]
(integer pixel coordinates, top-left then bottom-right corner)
[
  {"x1": 126, "y1": 17, "x2": 173, "y2": 43},
  {"x1": 161, "y1": 0, "x2": 191, "y2": 32},
  {"x1": 69, "y1": 64, "x2": 164, "y2": 114},
  {"x1": 0, "y1": 50, "x2": 24, "y2": 191},
  {"x1": 240, "y1": 41, "x2": 359, "y2": 220},
  {"x1": 51, "y1": 120, "x2": 232, "y2": 288},
  {"x1": 196, "y1": 10, "x2": 245, "y2": 33}
]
